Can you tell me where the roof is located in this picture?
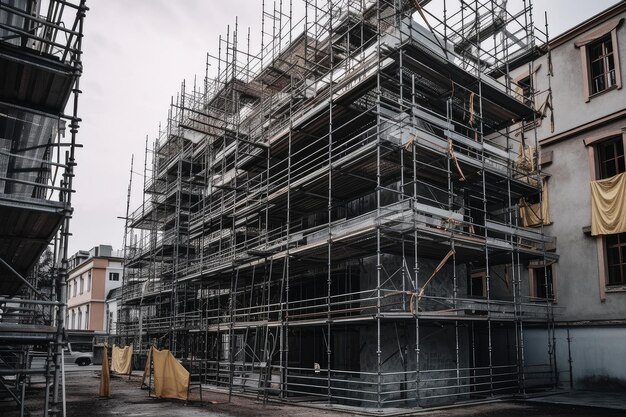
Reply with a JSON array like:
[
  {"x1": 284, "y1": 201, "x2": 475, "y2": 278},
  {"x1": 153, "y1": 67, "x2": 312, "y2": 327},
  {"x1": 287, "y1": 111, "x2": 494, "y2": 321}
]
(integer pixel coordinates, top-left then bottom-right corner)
[
  {"x1": 549, "y1": 1, "x2": 626, "y2": 48},
  {"x1": 106, "y1": 287, "x2": 122, "y2": 301}
]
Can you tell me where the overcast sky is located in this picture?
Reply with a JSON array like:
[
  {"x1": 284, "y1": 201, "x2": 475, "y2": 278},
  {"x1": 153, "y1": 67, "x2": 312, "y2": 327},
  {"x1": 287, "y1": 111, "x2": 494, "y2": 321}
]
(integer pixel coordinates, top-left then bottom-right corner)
[{"x1": 69, "y1": 0, "x2": 621, "y2": 255}]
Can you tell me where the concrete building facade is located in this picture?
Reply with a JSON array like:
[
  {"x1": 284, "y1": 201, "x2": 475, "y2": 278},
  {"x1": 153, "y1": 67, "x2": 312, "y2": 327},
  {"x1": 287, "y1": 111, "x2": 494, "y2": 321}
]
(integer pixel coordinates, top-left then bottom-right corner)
[
  {"x1": 508, "y1": 2, "x2": 626, "y2": 391},
  {"x1": 67, "y1": 245, "x2": 123, "y2": 331}
]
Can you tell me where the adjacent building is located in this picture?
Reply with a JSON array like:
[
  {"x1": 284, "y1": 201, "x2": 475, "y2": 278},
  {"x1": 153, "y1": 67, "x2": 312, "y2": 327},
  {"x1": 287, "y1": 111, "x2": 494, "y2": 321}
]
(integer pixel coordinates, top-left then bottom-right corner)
[
  {"x1": 508, "y1": 2, "x2": 626, "y2": 390},
  {"x1": 67, "y1": 245, "x2": 123, "y2": 331}
]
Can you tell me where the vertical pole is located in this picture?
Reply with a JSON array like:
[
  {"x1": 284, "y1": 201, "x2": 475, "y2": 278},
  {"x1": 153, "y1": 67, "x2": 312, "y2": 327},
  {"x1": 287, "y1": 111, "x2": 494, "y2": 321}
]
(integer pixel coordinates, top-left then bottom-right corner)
[
  {"x1": 375, "y1": 0, "x2": 382, "y2": 408},
  {"x1": 121, "y1": 153, "x2": 134, "y2": 347},
  {"x1": 50, "y1": 3, "x2": 85, "y2": 415},
  {"x1": 326, "y1": 0, "x2": 334, "y2": 404}
]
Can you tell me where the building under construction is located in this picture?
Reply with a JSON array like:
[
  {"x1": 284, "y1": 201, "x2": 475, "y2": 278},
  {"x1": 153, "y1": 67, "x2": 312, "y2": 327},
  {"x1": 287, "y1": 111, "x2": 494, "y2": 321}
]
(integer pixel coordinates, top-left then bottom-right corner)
[
  {"x1": 0, "y1": 1, "x2": 86, "y2": 416},
  {"x1": 120, "y1": 0, "x2": 559, "y2": 409}
]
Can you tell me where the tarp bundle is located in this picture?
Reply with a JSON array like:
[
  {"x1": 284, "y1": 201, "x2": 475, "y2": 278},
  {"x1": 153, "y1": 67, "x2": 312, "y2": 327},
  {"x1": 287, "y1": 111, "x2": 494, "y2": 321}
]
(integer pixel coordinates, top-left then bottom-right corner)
[
  {"x1": 111, "y1": 344, "x2": 133, "y2": 374},
  {"x1": 146, "y1": 346, "x2": 189, "y2": 401},
  {"x1": 591, "y1": 172, "x2": 626, "y2": 236},
  {"x1": 99, "y1": 345, "x2": 110, "y2": 397},
  {"x1": 516, "y1": 144, "x2": 536, "y2": 173}
]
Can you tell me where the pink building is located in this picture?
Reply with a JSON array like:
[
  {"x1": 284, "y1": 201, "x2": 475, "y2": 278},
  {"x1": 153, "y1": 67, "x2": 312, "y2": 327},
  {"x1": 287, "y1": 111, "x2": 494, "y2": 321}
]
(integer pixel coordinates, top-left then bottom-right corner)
[{"x1": 66, "y1": 245, "x2": 123, "y2": 331}]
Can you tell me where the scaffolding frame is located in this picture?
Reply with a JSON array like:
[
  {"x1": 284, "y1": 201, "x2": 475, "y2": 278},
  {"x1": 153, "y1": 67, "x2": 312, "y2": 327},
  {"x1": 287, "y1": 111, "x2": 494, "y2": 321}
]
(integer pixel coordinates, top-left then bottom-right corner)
[
  {"x1": 120, "y1": 0, "x2": 559, "y2": 409},
  {"x1": 0, "y1": 1, "x2": 87, "y2": 415}
]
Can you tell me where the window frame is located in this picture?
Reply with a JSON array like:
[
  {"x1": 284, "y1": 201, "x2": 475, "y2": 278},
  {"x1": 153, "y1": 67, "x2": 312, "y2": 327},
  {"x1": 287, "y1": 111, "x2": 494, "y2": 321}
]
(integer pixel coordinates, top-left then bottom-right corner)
[
  {"x1": 596, "y1": 135, "x2": 625, "y2": 179},
  {"x1": 109, "y1": 272, "x2": 120, "y2": 281},
  {"x1": 588, "y1": 35, "x2": 617, "y2": 95},
  {"x1": 584, "y1": 128, "x2": 626, "y2": 300},
  {"x1": 605, "y1": 232, "x2": 626, "y2": 287},
  {"x1": 512, "y1": 65, "x2": 542, "y2": 132},
  {"x1": 528, "y1": 263, "x2": 556, "y2": 302},
  {"x1": 469, "y1": 271, "x2": 487, "y2": 298},
  {"x1": 577, "y1": 18, "x2": 623, "y2": 102}
]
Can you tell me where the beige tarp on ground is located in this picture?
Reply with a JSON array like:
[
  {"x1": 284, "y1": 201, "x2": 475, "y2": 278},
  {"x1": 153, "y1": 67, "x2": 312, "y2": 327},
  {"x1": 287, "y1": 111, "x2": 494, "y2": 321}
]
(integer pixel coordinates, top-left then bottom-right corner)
[
  {"x1": 591, "y1": 172, "x2": 626, "y2": 236},
  {"x1": 151, "y1": 347, "x2": 189, "y2": 400},
  {"x1": 520, "y1": 179, "x2": 550, "y2": 227},
  {"x1": 111, "y1": 344, "x2": 133, "y2": 374},
  {"x1": 99, "y1": 345, "x2": 110, "y2": 397}
]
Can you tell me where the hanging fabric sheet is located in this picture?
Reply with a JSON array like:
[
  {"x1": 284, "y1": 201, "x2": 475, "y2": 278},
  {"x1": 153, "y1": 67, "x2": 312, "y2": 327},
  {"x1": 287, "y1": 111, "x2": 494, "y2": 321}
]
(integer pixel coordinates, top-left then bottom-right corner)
[
  {"x1": 591, "y1": 172, "x2": 626, "y2": 236},
  {"x1": 111, "y1": 344, "x2": 133, "y2": 374},
  {"x1": 151, "y1": 347, "x2": 189, "y2": 400}
]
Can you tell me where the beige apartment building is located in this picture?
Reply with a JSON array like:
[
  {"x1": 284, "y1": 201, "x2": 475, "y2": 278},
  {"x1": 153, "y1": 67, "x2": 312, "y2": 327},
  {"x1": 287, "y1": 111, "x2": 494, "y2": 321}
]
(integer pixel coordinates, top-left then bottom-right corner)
[{"x1": 66, "y1": 245, "x2": 123, "y2": 331}]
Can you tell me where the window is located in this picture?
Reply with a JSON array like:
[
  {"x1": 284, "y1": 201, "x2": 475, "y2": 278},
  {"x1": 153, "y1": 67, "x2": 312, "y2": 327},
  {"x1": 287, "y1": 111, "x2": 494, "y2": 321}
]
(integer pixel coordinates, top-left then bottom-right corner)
[
  {"x1": 589, "y1": 35, "x2": 616, "y2": 95},
  {"x1": 597, "y1": 137, "x2": 626, "y2": 286},
  {"x1": 109, "y1": 272, "x2": 120, "y2": 281},
  {"x1": 77, "y1": 310, "x2": 82, "y2": 330},
  {"x1": 517, "y1": 75, "x2": 534, "y2": 107},
  {"x1": 84, "y1": 305, "x2": 89, "y2": 330},
  {"x1": 577, "y1": 19, "x2": 622, "y2": 101},
  {"x1": 597, "y1": 136, "x2": 625, "y2": 179},
  {"x1": 606, "y1": 233, "x2": 626, "y2": 286},
  {"x1": 470, "y1": 271, "x2": 486, "y2": 297},
  {"x1": 71, "y1": 310, "x2": 76, "y2": 329},
  {"x1": 513, "y1": 69, "x2": 541, "y2": 131},
  {"x1": 586, "y1": 131, "x2": 626, "y2": 299},
  {"x1": 79, "y1": 276, "x2": 84, "y2": 294},
  {"x1": 534, "y1": 266, "x2": 554, "y2": 300},
  {"x1": 529, "y1": 264, "x2": 555, "y2": 301},
  {"x1": 73, "y1": 280, "x2": 77, "y2": 297}
]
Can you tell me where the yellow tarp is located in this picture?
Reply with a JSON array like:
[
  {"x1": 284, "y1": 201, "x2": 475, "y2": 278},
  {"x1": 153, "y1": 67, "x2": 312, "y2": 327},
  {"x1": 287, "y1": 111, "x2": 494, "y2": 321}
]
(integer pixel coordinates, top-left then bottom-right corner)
[
  {"x1": 591, "y1": 172, "x2": 626, "y2": 236},
  {"x1": 151, "y1": 347, "x2": 189, "y2": 400},
  {"x1": 520, "y1": 179, "x2": 550, "y2": 227},
  {"x1": 111, "y1": 345, "x2": 133, "y2": 375},
  {"x1": 99, "y1": 345, "x2": 110, "y2": 397}
]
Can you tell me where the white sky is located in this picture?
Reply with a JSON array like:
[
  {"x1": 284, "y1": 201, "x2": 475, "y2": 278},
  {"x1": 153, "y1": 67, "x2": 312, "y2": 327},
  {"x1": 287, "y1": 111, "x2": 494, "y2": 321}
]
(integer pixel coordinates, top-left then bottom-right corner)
[{"x1": 69, "y1": 0, "x2": 621, "y2": 254}]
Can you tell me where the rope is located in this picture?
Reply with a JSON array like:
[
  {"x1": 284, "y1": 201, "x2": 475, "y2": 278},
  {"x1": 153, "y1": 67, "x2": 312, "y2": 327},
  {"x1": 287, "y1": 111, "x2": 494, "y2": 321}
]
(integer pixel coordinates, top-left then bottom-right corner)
[
  {"x1": 404, "y1": 134, "x2": 416, "y2": 151},
  {"x1": 416, "y1": 248, "x2": 456, "y2": 304},
  {"x1": 536, "y1": 90, "x2": 554, "y2": 133},
  {"x1": 447, "y1": 139, "x2": 466, "y2": 181},
  {"x1": 468, "y1": 92, "x2": 475, "y2": 127},
  {"x1": 413, "y1": 0, "x2": 449, "y2": 60},
  {"x1": 383, "y1": 248, "x2": 456, "y2": 316}
]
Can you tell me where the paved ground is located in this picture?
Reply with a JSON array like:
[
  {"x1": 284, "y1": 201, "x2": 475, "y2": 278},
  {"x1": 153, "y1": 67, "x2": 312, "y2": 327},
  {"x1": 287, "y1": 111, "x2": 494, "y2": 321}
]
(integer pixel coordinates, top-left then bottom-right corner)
[
  {"x1": 3, "y1": 367, "x2": 625, "y2": 417},
  {"x1": 527, "y1": 390, "x2": 626, "y2": 411}
]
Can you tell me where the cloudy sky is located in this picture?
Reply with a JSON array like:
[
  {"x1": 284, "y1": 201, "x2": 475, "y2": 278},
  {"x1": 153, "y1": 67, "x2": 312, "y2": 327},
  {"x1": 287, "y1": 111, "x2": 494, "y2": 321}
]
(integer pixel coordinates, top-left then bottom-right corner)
[{"x1": 69, "y1": 0, "x2": 621, "y2": 254}]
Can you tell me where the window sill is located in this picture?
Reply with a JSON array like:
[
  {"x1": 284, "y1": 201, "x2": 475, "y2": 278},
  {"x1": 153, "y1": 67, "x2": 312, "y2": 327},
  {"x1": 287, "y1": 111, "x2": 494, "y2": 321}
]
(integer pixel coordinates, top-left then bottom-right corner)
[
  {"x1": 605, "y1": 285, "x2": 626, "y2": 293},
  {"x1": 529, "y1": 298, "x2": 557, "y2": 304},
  {"x1": 588, "y1": 85, "x2": 619, "y2": 101}
]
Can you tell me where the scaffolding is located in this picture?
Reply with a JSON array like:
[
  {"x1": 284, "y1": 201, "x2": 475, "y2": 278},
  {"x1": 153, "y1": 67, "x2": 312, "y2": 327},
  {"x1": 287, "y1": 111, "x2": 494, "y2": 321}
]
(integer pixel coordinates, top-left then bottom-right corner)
[
  {"x1": 120, "y1": 0, "x2": 558, "y2": 409},
  {"x1": 0, "y1": 0, "x2": 87, "y2": 416}
]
